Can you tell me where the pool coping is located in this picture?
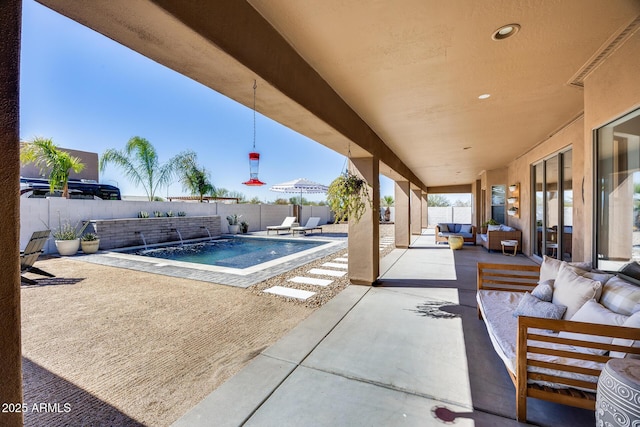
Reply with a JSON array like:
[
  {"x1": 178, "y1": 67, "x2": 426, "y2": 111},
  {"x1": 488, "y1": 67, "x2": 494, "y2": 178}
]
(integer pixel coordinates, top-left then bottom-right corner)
[{"x1": 73, "y1": 234, "x2": 348, "y2": 288}]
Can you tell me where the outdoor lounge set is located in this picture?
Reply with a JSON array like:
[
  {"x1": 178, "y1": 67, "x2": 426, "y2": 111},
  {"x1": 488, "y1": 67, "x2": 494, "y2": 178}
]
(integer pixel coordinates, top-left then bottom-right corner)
[
  {"x1": 435, "y1": 223, "x2": 476, "y2": 245},
  {"x1": 477, "y1": 256, "x2": 640, "y2": 422}
]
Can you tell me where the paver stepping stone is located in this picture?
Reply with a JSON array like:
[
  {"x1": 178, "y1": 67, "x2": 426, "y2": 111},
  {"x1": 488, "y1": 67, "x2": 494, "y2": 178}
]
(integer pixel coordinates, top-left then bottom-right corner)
[
  {"x1": 264, "y1": 286, "x2": 315, "y2": 300},
  {"x1": 288, "y1": 276, "x2": 333, "y2": 287},
  {"x1": 322, "y1": 262, "x2": 348, "y2": 269},
  {"x1": 333, "y1": 258, "x2": 348, "y2": 262},
  {"x1": 309, "y1": 268, "x2": 347, "y2": 277}
]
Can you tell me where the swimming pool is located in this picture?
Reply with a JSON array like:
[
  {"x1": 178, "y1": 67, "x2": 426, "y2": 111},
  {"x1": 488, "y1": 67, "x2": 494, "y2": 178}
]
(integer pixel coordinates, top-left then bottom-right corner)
[{"x1": 125, "y1": 237, "x2": 325, "y2": 269}]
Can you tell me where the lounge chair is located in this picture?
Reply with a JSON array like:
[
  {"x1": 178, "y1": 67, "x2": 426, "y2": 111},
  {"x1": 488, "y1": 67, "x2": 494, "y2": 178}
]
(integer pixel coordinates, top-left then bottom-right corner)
[
  {"x1": 21, "y1": 230, "x2": 55, "y2": 285},
  {"x1": 266, "y1": 216, "x2": 297, "y2": 235},
  {"x1": 292, "y1": 217, "x2": 322, "y2": 235}
]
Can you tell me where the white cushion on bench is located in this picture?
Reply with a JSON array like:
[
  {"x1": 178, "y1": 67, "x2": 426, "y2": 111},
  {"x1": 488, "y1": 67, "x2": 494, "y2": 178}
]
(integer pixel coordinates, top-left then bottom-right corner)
[{"x1": 477, "y1": 290, "x2": 604, "y2": 390}]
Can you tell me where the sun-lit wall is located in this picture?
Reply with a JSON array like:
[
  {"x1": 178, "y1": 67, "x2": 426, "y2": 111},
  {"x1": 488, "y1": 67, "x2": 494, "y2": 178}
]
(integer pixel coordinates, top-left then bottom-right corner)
[{"x1": 504, "y1": 28, "x2": 640, "y2": 262}]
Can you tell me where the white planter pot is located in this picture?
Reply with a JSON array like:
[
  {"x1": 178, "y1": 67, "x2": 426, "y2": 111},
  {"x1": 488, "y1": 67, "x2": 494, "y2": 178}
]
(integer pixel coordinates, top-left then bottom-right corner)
[
  {"x1": 55, "y1": 239, "x2": 80, "y2": 256},
  {"x1": 228, "y1": 224, "x2": 240, "y2": 234},
  {"x1": 81, "y1": 239, "x2": 100, "y2": 254}
]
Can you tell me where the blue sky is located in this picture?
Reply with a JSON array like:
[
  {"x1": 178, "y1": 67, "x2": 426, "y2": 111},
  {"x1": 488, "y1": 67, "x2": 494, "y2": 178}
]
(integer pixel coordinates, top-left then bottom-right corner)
[{"x1": 19, "y1": 0, "x2": 397, "y2": 202}]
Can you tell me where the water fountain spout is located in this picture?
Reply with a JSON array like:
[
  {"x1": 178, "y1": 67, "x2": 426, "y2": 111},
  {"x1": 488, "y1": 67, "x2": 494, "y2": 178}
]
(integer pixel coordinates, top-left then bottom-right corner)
[
  {"x1": 135, "y1": 231, "x2": 148, "y2": 250},
  {"x1": 200, "y1": 226, "x2": 212, "y2": 240},
  {"x1": 172, "y1": 229, "x2": 184, "y2": 246}
]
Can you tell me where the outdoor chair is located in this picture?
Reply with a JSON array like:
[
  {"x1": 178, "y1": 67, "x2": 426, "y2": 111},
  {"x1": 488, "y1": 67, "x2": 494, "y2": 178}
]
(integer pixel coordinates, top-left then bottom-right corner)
[
  {"x1": 266, "y1": 216, "x2": 297, "y2": 235},
  {"x1": 21, "y1": 230, "x2": 55, "y2": 285},
  {"x1": 292, "y1": 217, "x2": 322, "y2": 235}
]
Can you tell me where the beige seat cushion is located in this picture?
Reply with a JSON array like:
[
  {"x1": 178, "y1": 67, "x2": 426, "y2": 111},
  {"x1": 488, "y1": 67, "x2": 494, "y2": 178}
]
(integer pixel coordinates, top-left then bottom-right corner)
[
  {"x1": 558, "y1": 300, "x2": 628, "y2": 355},
  {"x1": 610, "y1": 311, "x2": 640, "y2": 358}
]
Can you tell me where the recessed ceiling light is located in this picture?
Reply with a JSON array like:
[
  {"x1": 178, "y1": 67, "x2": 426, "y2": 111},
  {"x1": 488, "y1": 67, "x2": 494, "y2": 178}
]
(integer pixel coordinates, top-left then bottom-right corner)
[
  {"x1": 492, "y1": 24, "x2": 520, "y2": 40},
  {"x1": 478, "y1": 94, "x2": 491, "y2": 100}
]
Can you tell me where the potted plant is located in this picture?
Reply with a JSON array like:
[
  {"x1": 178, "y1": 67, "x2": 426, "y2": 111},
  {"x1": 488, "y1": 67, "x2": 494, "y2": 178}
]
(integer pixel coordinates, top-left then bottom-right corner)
[
  {"x1": 240, "y1": 220, "x2": 249, "y2": 234},
  {"x1": 52, "y1": 221, "x2": 82, "y2": 256},
  {"x1": 80, "y1": 233, "x2": 100, "y2": 254},
  {"x1": 507, "y1": 206, "x2": 519, "y2": 216},
  {"x1": 226, "y1": 214, "x2": 241, "y2": 234},
  {"x1": 327, "y1": 171, "x2": 372, "y2": 224}
]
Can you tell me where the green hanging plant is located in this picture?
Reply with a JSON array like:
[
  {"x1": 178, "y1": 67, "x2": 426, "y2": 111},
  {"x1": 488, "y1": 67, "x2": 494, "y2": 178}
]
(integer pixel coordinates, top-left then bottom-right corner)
[{"x1": 327, "y1": 171, "x2": 372, "y2": 224}]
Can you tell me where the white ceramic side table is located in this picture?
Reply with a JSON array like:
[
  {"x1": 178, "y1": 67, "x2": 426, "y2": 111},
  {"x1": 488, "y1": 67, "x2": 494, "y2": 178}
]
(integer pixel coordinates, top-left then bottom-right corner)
[{"x1": 596, "y1": 359, "x2": 640, "y2": 426}]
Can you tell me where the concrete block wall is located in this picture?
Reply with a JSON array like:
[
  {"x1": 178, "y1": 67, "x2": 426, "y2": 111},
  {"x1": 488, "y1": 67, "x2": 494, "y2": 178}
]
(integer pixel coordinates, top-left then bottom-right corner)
[
  {"x1": 92, "y1": 216, "x2": 222, "y2": 250},
  {"x1": 20, "y1": 198, "x2": 331, "y2": 253}
]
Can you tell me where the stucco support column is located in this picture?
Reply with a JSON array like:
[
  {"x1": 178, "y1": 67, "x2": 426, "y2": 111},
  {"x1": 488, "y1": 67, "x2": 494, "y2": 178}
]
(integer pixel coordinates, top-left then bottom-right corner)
[
  {"x1": 410, "y1": 187, "x2": 422, "y2": 235},
  {"x1": 395, "y1": 180, "x2": 410, "y2": 248},
  {"x1": 0, "y1": 1, "x2": 23, "y2": 426},
  {"x1": 421, "y1": 192, "x2": 428, "y2": 229},
  {"x1": 348, "y1": 157, "x2": 379, "y2": 285}
]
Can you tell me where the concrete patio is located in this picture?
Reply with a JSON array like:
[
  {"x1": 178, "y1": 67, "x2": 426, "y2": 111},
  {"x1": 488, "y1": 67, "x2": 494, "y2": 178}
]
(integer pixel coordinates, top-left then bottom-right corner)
[{"x1": 173, "y1": 234, "x2": 595, "y2": 427}]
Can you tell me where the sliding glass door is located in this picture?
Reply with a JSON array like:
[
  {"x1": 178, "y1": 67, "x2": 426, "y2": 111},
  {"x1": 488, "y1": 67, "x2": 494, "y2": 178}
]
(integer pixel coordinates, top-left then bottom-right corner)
[
  {"x1": 595, "y1": 108, "x2": 640, "y2": 271},
  {"x1": 532, "y1": 149, "x2": 573, "y2": 261}
]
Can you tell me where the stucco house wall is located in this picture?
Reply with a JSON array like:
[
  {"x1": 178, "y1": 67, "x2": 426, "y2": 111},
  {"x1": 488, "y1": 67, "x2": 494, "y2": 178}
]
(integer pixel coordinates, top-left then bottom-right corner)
[{"x1": 504, "y1": 29, "x2": 640, "y2": 262}]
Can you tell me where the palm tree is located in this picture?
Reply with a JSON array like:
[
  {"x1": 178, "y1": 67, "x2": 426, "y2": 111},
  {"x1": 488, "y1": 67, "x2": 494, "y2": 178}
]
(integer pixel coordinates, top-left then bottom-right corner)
[
  {"x1": 179, "y1": 157, "x2": 215, "y2": 202},
  {"x1": 382, "y1": 195, "x2": 394, "y2": 207},
  {"x1": 20, "y1": 137, "x2": 85, "y2": 198},
  {"x1": 100, "y1": 136, "x2": 193, "y2": 201}
]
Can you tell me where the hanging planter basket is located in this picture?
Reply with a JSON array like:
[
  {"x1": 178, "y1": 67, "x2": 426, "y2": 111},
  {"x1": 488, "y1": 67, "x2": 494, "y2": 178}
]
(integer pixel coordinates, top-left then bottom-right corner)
[{"x1": 327, "y1": 171, "x2": 372, "y2": 224}]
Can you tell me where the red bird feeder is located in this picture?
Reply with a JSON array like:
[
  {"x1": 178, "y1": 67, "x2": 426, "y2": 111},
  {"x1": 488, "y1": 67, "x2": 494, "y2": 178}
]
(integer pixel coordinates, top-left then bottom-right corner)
[
  {"x1": 243, "y1": 80, "x2": 266, "y2": 186},
  {"x1": 242, "y1": 152, "x2": 265, "y2": 186}
]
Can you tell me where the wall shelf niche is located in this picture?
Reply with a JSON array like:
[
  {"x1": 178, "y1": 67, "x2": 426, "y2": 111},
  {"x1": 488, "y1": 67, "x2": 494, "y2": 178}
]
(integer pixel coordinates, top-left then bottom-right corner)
[{"x1": 507, "y1": 183, "x2": 519, "y2": 218}]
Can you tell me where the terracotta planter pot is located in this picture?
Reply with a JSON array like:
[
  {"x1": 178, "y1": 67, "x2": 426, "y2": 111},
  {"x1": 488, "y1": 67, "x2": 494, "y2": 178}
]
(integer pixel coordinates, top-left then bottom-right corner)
[
  {"x1": 81, "y1": 239, "x2": 100, "y2": 254},
  {"x1": 55, "y1": 239, "x2": 80, "y2": 256}
]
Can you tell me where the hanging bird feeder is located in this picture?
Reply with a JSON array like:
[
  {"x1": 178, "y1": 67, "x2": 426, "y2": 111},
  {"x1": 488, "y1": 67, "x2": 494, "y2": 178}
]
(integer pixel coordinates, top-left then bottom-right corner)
[{"x1": 243, "y1": 80, "x2": 266, "y2": 186}]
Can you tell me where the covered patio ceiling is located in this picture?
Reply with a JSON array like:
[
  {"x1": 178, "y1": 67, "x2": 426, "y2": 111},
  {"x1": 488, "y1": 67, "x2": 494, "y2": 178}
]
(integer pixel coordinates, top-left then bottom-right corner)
[{"x1": 36, "y1": 0, "x2": 640, "y2": 188}]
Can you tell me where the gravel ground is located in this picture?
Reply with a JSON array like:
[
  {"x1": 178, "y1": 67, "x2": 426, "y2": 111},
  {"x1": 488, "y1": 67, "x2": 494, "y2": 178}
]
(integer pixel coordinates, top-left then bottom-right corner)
[
  {"x1": 249, "y1": 223, "x2": 396, "y2": 307},
  {"x1": 19, "y1": 222, "x2": 396, "y2": 426}
]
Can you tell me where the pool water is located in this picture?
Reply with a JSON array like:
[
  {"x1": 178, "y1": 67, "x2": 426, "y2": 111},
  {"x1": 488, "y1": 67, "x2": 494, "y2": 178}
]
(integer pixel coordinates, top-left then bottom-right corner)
[{"x1": 126, "y1": 237, "x2": 325, "y2": 269}]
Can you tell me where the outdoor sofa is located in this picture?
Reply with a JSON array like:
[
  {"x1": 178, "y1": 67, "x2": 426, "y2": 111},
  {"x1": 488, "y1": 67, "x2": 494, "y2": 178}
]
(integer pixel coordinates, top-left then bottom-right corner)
[
  {"x1": 479, "y1": 224, "x2": 522, "y2": 252},
  {"x1": 435, "y1": 223, "x2": 476, "y2": 245},
  {"x1": 477, "y1": 256, "x2": 640, "y2": 422}
]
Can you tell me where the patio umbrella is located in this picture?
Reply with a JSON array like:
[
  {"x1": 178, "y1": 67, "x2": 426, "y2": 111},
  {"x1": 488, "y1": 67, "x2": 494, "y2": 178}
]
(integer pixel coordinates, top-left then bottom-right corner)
[{"x1": 270, "y1": 178, "x2": 328, "y2": 221}]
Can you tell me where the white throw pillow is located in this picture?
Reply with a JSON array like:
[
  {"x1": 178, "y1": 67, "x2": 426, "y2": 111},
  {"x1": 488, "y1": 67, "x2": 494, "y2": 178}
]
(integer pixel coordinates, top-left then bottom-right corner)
[
  {"x1": 552, "y1": 263, "x2": 603, "y2": 320},
  {"x1": 610, "y1": 311, "x2": 640, "y2": 359},
  {"x1": 558, "y1": 300, "x2": 628, "y2": 355},
  {"x1": 539, "y1": 256, "x2": 591, "y2": 285}
]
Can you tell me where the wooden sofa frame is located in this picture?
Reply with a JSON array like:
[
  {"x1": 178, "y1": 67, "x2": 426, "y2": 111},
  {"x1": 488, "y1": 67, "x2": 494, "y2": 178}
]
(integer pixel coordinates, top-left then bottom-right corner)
[
  {"x1": 480, "y1": 229, "x2": 522, "y2": 252},
  {"x1": 477, "y1": 262, "x2": 640, "y2": 422},
  {"x1": 435, "y1": 224, "x2": 476, "y2": 245}
]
